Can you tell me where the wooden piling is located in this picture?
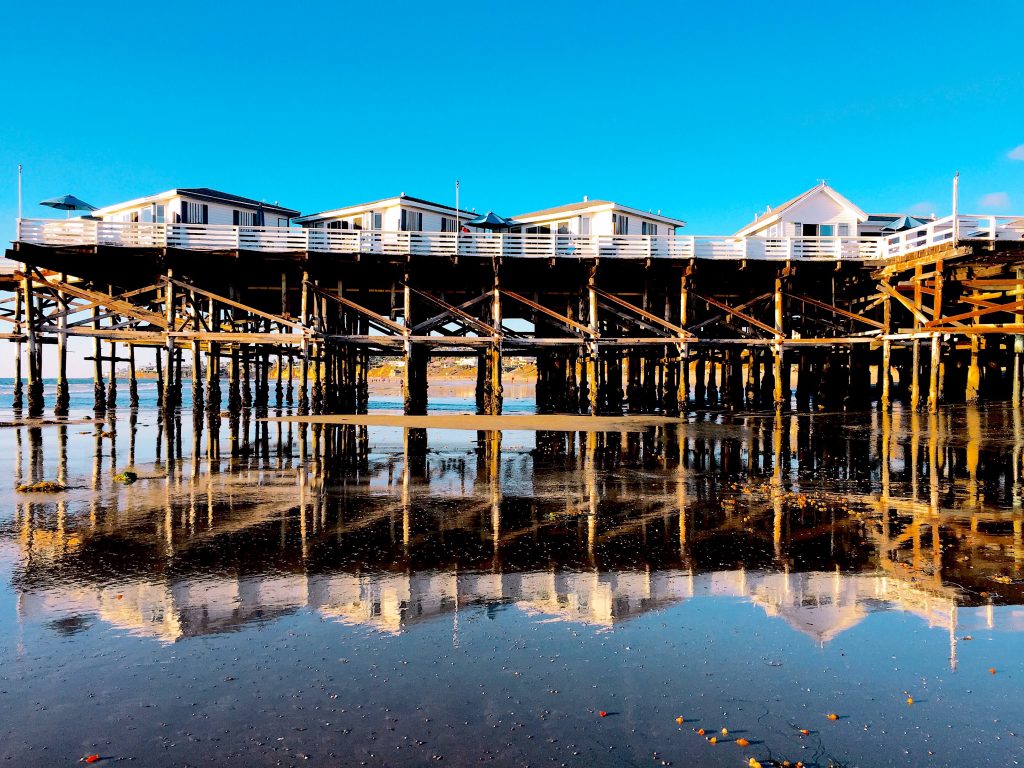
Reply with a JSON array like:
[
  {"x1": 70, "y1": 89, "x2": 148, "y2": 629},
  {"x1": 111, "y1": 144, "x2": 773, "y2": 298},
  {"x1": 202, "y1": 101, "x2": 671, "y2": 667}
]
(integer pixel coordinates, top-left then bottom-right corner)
[
  {"x1": 128, "y1": 344, "x2": 140, "y2": 409},
  {"x1": 23, "y1": 271, "x2": 43, "y2": 418},
  {"x1": 54, "y1": 276, "x2": 69, "y2": 417},
  {"x1": 92, "y1": 306, "x2": 105, "y2": 415}
]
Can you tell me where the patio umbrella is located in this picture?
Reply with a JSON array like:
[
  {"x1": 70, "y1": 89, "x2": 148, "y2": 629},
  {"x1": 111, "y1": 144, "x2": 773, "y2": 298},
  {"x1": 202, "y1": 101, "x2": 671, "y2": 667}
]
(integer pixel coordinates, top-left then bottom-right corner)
[
  {"x1": 881, "y1": 215, "x2": 929, "y2": 233},
  {"x1": 465, "y1": 211, "x2": 519, "y2": 231},
  {"x1": 40, "y1": 194, "x2": 98, "y2": 219}
]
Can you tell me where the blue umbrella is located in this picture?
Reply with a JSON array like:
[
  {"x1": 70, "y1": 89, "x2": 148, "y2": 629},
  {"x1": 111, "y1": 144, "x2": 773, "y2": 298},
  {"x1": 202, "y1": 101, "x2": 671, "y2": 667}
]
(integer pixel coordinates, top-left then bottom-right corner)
[
  {"x1": 882, "y1": 215, "x2": 929, "y2": 233},
  {"x1": 465, "y1": 211, "x2": 518, "y2": 231},
  {"x1": 40, "y1": 194, "x2": 97, "y2": 218}
]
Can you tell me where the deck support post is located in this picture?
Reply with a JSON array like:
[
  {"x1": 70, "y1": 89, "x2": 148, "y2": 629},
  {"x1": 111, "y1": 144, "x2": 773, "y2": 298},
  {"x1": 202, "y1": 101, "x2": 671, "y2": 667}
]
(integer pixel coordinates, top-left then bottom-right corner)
[
  {"x1": 24, "y1": 272, "x2": 44, "y2": 418},
  {"x1": 298, "y1": 270, "x2": 310, "y2": 416},
  {"x1": 12, "y1": 286, "x2": 23, "y2": 413},
  {"x1": 207, "y1": 298, "x2": 220, "y2": 418},
  {"x1": 92, "y1": 306, "x2": 106, "y2": 415},
  {"x1": 155, "y1": 348, "x2": 164, "y2": 412},
  {"x1": 586, "y1": 266, "x2": 599, "y2": 415},
  {"x1": 928, "y1": 259, "x2": 945, "y2": 413},
  {"x1": 881, "y1": 296, "x2": 892, "y2": 409},
  {"x1": 162, "y1": 274, "x2": 175, "y2": 416},
  {"x1": 678, "y1": 272, "x2": 690, "y2": 411},
  {"x1": 966, "y1": 321, "x2": 982, "y2": 405},
  {"x1": 403, "y1": 270, "x2": 428, "y2": 415},
  {"x1": 55, "y1": 275, "x2": 69, "y2": 416},
  {"x1": 773, "y1": 275, "x2": 785, "y2": 409},
  {"x1": 128, "y1": 345, "x2": 140, "y2": 409},
  {"x1": 107, "y1": 339, "x2": 117, "y2": 410},
  {"x1": 191, "y1": 339, "x2": 204, "y2": 416},
  {"x1": 228, "y1": 344, "x2": 241, "y2": 415},
  {"x1": 486, "y1": 266, "x2": 503, "y2": 415},
  {"x1": 1014, "y1": 268, "x2": 1024, "y2": 407}
]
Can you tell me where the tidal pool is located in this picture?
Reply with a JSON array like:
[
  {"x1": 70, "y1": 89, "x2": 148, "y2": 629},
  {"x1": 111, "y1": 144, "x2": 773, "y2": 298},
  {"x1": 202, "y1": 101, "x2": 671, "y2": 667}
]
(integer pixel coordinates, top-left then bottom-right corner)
[{"x1": 0, "y1": 400, "x2": 1022, "y2": 766}]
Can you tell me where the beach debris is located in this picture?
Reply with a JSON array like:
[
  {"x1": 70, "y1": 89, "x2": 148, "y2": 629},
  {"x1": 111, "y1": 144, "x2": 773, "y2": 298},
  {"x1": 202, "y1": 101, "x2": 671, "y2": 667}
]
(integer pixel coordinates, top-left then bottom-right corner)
[
  {"x1": 799, "y1": 729, "x2": 810, "y2": 735},
  {"x1": 675, "y1": 716, "x2": 684, "y2": 725},
  {"x1": 708, "y1": 736, "x2": 717, "y2": 744},
  {"x1": 83, "y1": 756, "x2": 100, "y2": 764},
  {"x1": 826, "y1": 713, "x2": 839, "y2": 721},
  {"x1": 113, "y1": 471, "x2": 138, "y2": 485},
  {"x1": 906, "y1": 696, "x2": 914, "y2": 705},
  {"x1": 989, "y1": 668, "x2": 997, "y2": 675},
  {"x1": 697, "y1": 728, "x2": 706, "y2": 736},
  {"x1": 720, "y1": 727, "x2": 728, "y2": 735},
  {"x1": 735, "y1": 737, "x2": 750, "y2": 747},
  {"x1": 16, "y1": 480, "x2": 67, "y2": 493},
  {"x1": 598, "y1": 710, "x2": 608, "y2": 718},
  {"x1": 748, "y1": 760, "x2": 762, "y2": 768}
]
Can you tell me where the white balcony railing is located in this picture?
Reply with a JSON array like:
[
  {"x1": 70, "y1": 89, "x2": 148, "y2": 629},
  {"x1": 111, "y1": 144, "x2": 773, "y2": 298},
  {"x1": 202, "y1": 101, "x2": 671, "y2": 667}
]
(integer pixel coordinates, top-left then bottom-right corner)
[{"x1": 14, "y1": 214, "x2": 1024, "y2": 262}]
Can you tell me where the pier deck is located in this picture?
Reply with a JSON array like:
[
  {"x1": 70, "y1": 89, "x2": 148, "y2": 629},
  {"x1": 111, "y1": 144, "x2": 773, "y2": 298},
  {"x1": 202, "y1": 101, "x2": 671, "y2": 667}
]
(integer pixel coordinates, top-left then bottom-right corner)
[{"x1": 5, "y1": 212, "x2": 1024, "y2": 419}]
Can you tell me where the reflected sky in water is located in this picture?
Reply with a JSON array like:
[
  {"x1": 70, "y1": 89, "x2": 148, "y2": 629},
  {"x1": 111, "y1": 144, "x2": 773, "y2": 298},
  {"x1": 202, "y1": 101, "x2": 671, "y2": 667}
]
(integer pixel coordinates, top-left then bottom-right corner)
[{"x1": 1, "y1": 403, "x2": 1023, "y2": 766}]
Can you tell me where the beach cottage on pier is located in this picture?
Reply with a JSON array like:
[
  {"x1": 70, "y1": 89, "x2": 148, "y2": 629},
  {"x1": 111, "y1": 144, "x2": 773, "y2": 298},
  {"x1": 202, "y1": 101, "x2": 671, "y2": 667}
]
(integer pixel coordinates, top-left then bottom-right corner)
[
  {"x1": 510, "y1": 198, "x2": 685, "y2": 236},
  {"x1": 734, "y1": 182, "x2": 868, "y2": 240},
  {"x1": 293, "y1": 193, "x2": 473, "y2": 232},
  {"x1": 92, "y1": 187, "x2": 299, "y2": 227}
]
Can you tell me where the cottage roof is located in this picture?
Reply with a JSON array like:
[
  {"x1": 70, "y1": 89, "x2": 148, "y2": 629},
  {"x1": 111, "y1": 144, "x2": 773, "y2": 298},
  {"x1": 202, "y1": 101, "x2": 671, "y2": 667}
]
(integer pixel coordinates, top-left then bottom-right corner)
[
  {"x1": 93, "y1": 187, "x2": 299, "y2": 217},
  {"x1": 734, "y1": 183, "x2": 868, "y2": 237},
  {"x1": 294, "y1": 194, "x2": 470, "y2": 223},
  {"x1": 513, "y1": 199, "x2": 686, "y2": 228}
]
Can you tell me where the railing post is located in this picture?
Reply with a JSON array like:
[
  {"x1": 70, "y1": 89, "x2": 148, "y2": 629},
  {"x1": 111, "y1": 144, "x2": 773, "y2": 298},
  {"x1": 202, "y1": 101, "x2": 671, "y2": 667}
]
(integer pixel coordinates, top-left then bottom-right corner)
[{"x1": 990, "y1": 215, "x2": 998, "y2": 240}]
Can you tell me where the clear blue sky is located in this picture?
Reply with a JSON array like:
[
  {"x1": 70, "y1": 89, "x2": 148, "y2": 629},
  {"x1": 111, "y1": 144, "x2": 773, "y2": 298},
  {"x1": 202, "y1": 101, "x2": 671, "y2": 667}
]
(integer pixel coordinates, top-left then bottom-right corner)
[{"x1": 1, "y1": 0, "x2": 1023, "y2": 375}]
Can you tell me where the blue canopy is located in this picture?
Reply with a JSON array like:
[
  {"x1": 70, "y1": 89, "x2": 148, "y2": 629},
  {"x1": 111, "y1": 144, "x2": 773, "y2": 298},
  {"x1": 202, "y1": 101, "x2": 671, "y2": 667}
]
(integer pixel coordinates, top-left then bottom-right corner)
[
  {"x1": 39, "y1": 194, "x2": 97, "y2": 212},
  {"x1": 465, "y1": 211, "x2": 518, "y2": 230},
  {"x1": 882, "y1": 215, "x2": 929, "y2": 232}
]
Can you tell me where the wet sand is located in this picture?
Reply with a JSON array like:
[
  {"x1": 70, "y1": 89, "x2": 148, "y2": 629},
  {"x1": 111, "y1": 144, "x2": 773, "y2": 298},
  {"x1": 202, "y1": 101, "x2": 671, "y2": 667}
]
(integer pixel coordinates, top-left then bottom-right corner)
[{"x1": 1, "y1": 397, "x2": 1023, "y2": 767}]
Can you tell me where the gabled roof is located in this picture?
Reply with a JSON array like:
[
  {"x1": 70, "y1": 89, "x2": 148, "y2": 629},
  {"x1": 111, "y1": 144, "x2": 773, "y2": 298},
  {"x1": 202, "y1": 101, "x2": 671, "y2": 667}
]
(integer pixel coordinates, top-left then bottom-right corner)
[
  {"x1": 734, "y1": 183, "x2": 868, "y2": 237},
  {"x1": 513, "y1": 199, "x2": 686, "y2": 228},
  {"x1": 94, "y1": 187, "x2": 299, "y2": 217},
  {"x1": 294, "y1": 194, "x2": 471, "y2": 223}
]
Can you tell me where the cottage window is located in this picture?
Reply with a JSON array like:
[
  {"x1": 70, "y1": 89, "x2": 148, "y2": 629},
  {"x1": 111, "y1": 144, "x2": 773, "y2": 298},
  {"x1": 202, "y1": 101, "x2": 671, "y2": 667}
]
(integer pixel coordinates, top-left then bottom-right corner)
[
  {"x1": 819, "y1": 224, "x2": 834, "y2": 237},
  {"x1": 233, "y1": 210, "x2": 257, "y2": 226},
  {"x1": 181, "y1": 201, "x2": 209, "y2": 225},
  {"x1": 327, "y1": 220, "x2": 345, "y2": 230},
  {"x1": 837, "y1": 223, "x2": 850, "y2": 237},
  {"x1": 526, "y1": 225, "x2": 551, "y2": 234},
  {"x1": 441, "y1": 217, "x2": 456, "y2": 232},
  {"x1": 153, "y1": 204, "x2": 165, "y2": 224},
  {"x1": 372, "y1": 212, "x2": 383, "y2": 230},
  {"x1": 613, "y1": 214, "x2": 629, "y2": 235},
  {"x1": 400, "y1": 210, "x2": 423, "y2": 231},
  {"x1": 642, "y1": 221, "x2": 658, "y2": 236},
  {"x1": 557, "y1": 221, "x2": 570, "y2": 235}
]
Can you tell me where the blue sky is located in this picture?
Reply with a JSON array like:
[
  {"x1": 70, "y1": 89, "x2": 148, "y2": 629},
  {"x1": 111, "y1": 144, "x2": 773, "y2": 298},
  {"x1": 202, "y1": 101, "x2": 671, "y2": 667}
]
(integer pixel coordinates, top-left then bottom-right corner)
[{"x1": 1, "y1": 0, "x2": 1023, "y2": 375}]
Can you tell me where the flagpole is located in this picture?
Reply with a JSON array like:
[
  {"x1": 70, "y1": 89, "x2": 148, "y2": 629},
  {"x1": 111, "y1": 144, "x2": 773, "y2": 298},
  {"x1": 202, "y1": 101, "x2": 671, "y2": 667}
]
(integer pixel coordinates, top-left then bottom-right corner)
[
  {"x1": 17, "y1": 164, "x2": 22, "y2": 219},
  {"x1": 952, "y1": 171, "x2": 960, "y2": 244},
  {"x1": 455, "y1": 179, "x2": 460, "y2": 254}
]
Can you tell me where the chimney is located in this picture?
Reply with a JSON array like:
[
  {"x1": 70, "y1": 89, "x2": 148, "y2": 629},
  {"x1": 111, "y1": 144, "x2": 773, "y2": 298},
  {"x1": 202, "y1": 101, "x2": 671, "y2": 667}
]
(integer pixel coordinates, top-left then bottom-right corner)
[{"x1": 583, "y1": 195, "x2": 588, "y2": 202}]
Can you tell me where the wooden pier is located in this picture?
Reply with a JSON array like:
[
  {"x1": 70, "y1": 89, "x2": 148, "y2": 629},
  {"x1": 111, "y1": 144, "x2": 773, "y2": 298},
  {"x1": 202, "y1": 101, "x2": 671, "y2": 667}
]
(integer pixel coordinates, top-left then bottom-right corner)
[{"x1": 5, "y1": 218, "x2": 1024, "y2": 418}]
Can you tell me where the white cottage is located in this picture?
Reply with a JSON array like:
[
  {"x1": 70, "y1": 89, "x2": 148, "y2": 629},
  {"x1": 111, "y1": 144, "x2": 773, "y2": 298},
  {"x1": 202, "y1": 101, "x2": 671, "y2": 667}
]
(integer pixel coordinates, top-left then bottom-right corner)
[
  {"x1": 510, "y1": 198, "x2": 685, "y2": 236},
  {"x1": 293, "y1": 193, "x2": 473, "y2": 232},
  {"x1": 734, "y1": 182, "x2": 867, "y2": 240},
  {"x1": 92, "y1": 187, "x2": 299, "y2": 227}
]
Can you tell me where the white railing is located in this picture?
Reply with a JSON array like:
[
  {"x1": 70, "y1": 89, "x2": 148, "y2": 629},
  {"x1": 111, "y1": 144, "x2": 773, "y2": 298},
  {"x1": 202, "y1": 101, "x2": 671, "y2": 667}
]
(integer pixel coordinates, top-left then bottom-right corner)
[{"x1": 16, "y1": 215, "x2": 1024, "y2": 261}]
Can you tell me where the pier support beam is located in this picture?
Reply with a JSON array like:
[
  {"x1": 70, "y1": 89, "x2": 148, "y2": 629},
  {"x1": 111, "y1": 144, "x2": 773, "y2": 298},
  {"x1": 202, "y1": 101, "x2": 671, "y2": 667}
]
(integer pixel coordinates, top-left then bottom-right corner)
[
  {"x1": 24, "y1": 272, "x2": 44, "y2": 418},
  {"x1": 928, "y1": 259, "x2": 945, "y2": 413},
  {"x1": 128, "y1": 345, "x2": 140, "y2": 409},
  {"x1": 92, "y1": 306, "x2": 106, "y2": 415},
  {"x1": 773, "y1": 274, "x2": 786, "y2": 409},
  {"x1": 881, "y1": 296, "x2": 892, "y2": 409},
  {"x1": 54, "y1": 276, "x2": 69, "y2": 417},
  {"x1": 12, "y1": 287, "x2": 23, "y2": 413}
]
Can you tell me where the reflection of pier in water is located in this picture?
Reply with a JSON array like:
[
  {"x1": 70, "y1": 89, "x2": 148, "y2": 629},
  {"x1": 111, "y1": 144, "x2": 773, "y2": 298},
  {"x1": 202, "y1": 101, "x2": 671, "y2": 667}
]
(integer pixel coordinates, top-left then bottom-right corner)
[{"x1": 7, "y1": 406, "x2": 1024, "y2": 662}]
